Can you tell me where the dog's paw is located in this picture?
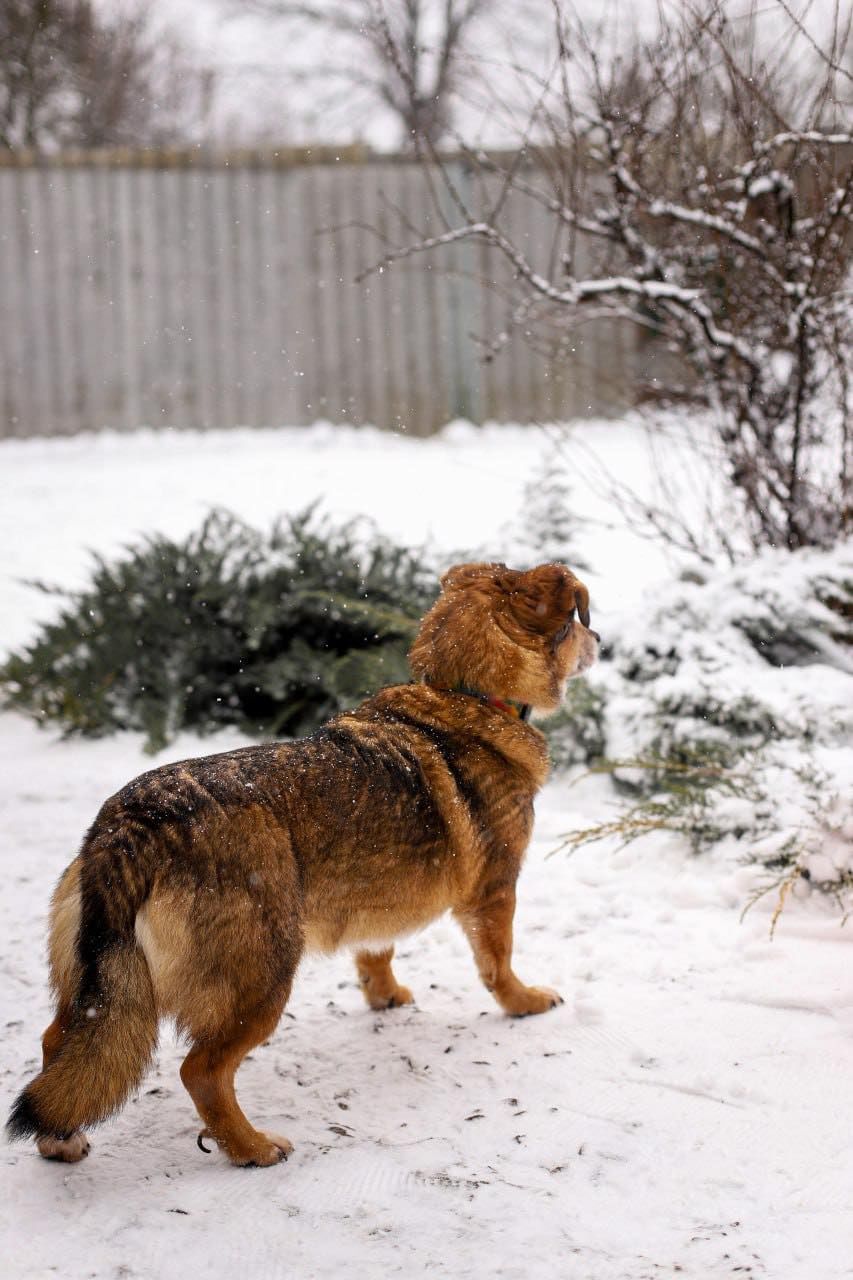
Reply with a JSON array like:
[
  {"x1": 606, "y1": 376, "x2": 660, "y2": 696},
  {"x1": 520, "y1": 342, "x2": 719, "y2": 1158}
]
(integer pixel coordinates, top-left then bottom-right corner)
[
  {"x1": 369, "y1": 983, "x2": 415, "y2": 1011},
  {"x1": 37, "y1": 1132, "x2": 90, "y2": 1162},
  {"x1": 503, "y1": 985, "x2": 564, "y2": 1017},
  {"x1": 259, "y1": 1132, "x2": 294, "y2": 1162},
  {"x1": 229, "y1": 1132, "x2": 293, "y2": 1168}
]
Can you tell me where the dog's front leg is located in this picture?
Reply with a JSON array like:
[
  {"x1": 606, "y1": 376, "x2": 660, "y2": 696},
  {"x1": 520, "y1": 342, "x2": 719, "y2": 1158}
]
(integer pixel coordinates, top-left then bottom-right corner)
[
  {"x1": 354, "y1": 946, "x2": 414, "y2": 1010},
  {"x1": 455, "y1": 885, "x2": 563, "y2": 1016}
]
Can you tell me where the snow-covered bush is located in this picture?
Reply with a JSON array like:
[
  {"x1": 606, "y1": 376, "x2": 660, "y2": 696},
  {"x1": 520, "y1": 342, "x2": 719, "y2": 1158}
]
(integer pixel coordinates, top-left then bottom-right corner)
[
  {"x1": 607, "y1": 544, "x2": 852, "y2": 760},
  {"x1": 371, "y1": 4, "x2": 853, "y2": 554},
  {"x1": 1, "y1": 508, "x2": 437, "y2": 751},
  {"x1": 558, "y1": 543, "x2": 853, "y2": 908}
]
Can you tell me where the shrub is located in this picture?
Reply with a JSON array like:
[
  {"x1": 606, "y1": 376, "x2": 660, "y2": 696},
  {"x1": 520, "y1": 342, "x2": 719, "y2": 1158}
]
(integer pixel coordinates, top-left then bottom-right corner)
[
  {"x1": 1, "y1": 490, "x2": 602, "y2": 766},
  {"x1": 1, "y1": 508, "x2": 437, "y2": 751},
  {"x1": 554, "y1": 544, "x2": 853, "y2": 917}
]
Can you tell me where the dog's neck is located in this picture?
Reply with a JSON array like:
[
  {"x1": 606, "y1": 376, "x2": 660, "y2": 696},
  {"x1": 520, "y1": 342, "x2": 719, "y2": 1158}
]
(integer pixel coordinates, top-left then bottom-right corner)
[{"x1": 429, "y1": 681, "x2": 531, "y2": 723}]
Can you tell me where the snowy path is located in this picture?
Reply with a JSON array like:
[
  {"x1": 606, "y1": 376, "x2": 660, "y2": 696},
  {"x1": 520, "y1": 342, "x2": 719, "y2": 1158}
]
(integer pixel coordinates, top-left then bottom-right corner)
[{"x1": 2, "y1": 717, "x2": 852, "y2": 1280}]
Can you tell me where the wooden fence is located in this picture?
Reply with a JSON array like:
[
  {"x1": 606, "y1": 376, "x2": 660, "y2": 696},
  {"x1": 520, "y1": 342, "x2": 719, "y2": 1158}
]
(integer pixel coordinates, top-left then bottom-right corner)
[{"x1": 0, "y1": 149, "x2": 635, "y2": 438}]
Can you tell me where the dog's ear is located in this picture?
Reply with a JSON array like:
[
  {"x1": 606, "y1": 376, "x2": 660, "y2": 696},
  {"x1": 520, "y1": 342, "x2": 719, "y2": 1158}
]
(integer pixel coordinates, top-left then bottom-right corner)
[
  {"x1": 506, "y1": 565, "x2": 590, "y2": 635},
  {"x1": 573, "y1": 580, "x2": 591, "y2": 629},
  {"x1": 440, "y1": 562, "x2": 516, "y2": 593}
]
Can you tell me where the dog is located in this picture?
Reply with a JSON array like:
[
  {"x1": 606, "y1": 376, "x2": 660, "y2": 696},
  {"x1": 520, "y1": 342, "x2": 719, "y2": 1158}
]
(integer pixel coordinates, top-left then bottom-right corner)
[{"x1": 7, "y1": 561, "x2": 598, "y2": 1168}]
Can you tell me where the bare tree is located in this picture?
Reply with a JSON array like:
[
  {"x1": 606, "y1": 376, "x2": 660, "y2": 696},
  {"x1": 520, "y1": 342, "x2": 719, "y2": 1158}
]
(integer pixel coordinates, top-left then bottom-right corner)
[
  {"x1": 363, "y1": 1, "x2": 853, "y2": 554},
  {"x1": 0, "y1": 0, "x2": 215, "y2": 151},
  {"x1": 236, "y1": 0, "x2": 522, "y2": 147}
]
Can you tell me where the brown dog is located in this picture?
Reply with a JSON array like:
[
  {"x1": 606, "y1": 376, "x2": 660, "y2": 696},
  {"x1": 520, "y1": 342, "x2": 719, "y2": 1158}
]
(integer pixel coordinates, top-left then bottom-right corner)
[{"x1": 7, "y1": 561, "x2": 598, "y2": 1167}]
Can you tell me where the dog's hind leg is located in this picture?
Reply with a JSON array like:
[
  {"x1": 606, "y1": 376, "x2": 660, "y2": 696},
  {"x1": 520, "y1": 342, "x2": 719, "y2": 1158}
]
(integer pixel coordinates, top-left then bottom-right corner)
[
  {"x1": 41, "y1": 1013, "x2": 70, "y2": 1069},
  {"x1": 455, "y1": 885, "x2": 563, "y2": 1017},
  {"x1": 354, "y1": 946, "x2": 414, "y2": 1010},
  {"x1": 180, "y1": 998, "x2": 292, "y2": 1168}
]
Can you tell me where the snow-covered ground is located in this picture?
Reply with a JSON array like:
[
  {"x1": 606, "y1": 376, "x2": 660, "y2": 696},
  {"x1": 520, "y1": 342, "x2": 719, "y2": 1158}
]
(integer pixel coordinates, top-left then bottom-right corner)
[{"x1": 2, "y1": 422, "x2": 852, "y2": 1279}]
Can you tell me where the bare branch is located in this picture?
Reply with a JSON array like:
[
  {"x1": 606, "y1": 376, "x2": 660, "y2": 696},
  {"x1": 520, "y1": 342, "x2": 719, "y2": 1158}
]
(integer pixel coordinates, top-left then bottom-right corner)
[
  {"x1": 239, "y1": 0, "x2": 513, "y2": 148},
  {"x1": 366, "y1": 0, "x2": 852, "y2": 554},
  {"x1": 773, "y1": 0, "x2": 853, "y2": 85}
]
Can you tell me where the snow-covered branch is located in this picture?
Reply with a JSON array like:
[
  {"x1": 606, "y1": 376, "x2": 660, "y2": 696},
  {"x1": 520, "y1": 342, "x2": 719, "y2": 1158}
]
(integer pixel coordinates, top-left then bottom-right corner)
[
  {"x1": 360, "y1": 216, "x2": 764, "y2": 371},
  {"x1": 367, "y1": 1, "x2": 852, "y2": 552}
]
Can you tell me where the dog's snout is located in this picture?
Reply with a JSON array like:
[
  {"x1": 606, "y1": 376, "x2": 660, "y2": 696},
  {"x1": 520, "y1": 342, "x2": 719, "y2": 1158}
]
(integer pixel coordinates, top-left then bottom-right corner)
[{"x1": 590, "y1": 629, "x2": 601, "y2": 644}]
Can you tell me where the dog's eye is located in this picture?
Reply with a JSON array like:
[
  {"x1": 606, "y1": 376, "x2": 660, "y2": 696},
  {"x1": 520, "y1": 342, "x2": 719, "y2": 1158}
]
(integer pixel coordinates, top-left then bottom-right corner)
[{"x1": 552, "y1": 609, "x2": 575, "y2": 649}]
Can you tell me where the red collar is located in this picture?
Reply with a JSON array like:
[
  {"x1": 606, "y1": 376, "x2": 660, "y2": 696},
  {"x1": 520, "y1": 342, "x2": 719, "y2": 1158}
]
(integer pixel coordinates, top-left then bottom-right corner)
[
  {"x1": 428, "y1": 683, "x2": 531, "y2": 722},
  {"x1": 483, "y1": 693, "x2": 528, "y2": 720}
]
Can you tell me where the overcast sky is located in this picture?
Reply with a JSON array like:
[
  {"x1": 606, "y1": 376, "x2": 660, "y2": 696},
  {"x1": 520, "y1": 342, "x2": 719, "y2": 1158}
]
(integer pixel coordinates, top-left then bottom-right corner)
[{"x1": 95, "y1": 0, "x2": 850, "y2": 148}]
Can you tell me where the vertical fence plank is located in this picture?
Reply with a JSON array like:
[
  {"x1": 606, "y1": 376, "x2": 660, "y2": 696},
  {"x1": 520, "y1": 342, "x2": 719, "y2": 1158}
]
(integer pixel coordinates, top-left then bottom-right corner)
[
  {"x1": 97, "y1": 162, "x2": 124, "y2": 425},
  {"x1": 211, "y1": 167, "x2": 240, "y2": 428},
  {"x1": 276, "y1": 168, "x2": 307, "y2": 426},
  {"x1": 397, "y1": 165, "x2": 434, "y2": 436},
  {"x1": 302, "y1": 165, "x2": 327, "y2": 423},
  {"x1": 35, "y1": 169, "x2": 65, "y2": 431},
  {"x1": 314, "y1": 164, "x2": 342, "y2": 423},
  {"x1": 16, "y1": 170, "x2": 49, "y2": 432},
  {"x1": 158, "y1": 168, "x2": 181, "y2": 427},
  {"x1": 356, "y1": 164, "x2": 391, "y2": 430},
  {"x1": 67, "y1": 168, "x2": 96, "y2": 432},
  {"x1": 114, "y1": 166, "x2": 140, "y2": 431},
  {"x1": 0, "y1": 173, "x2": 27, "y2": 435},
  {"x1": 328, "y1": 163, "x2": 359, "y2": 427},
  {"x1": 49, "y1": 167, "x2": 83, "y2": 434},
  {"x1": 254, "y1": 166, "x2": 278, "y2": 427},
  {"x1": 184, "y1": 168, "x2": 211, "y2": 429},
  {"x1": 175, "y1": 171, "x2": 198, "y2": 428},
  {"x1": 133, "y1": 165, "x2": 158, "y2": 429},
  {"x1": 340, "y1": 162, "x2": 372, "y2": 427},
  {"x1": 235, "y1": 166, "x2": 260, "y2": 427},
  {"x1": 418, "y1": 168, "x2": 448, "y2": 433},
  {"x1": 273, "y1": 168, "x2": 303, "y2": 426}
]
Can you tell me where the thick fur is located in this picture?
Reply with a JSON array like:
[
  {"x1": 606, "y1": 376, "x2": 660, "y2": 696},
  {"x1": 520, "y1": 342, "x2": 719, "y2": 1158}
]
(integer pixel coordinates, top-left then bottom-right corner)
[{"x1": 7, "y1": 561, "x2": 598, "y2": 1167}]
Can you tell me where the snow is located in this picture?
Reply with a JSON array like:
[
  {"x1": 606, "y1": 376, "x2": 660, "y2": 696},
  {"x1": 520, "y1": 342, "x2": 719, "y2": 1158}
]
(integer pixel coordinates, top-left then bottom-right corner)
[
  {"x1": 0, "y1": 418, "x2": 673, "y2": 654},
  {"x1": 2, "y1": 421, "x2": 853, "y2": 1278}
]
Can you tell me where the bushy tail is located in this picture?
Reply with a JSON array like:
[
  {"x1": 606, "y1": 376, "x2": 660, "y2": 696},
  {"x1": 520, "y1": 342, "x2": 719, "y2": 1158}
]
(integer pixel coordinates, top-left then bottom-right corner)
[
  {"x1": 7, "y1": 940, "x2": 157, "y2": 1142},
  {"x1": 8, "y1": 784, "x2": 163, "y2": 1143}
]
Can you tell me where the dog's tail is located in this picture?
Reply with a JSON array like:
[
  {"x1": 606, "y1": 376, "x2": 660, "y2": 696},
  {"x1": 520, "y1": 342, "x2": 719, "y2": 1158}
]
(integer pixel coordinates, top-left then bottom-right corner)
[{"x1": 7, "y1": 816, "x2": 159, "y2": 1143}]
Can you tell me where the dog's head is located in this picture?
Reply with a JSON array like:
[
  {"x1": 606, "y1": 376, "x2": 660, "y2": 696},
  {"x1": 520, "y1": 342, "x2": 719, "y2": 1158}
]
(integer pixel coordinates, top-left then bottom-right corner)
[{"x1": 409, "y1": 561, "x2": 599, "y2": 713}]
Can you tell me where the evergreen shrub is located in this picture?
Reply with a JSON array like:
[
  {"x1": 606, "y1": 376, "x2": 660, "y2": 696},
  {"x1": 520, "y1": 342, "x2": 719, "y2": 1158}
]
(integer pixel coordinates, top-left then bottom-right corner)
[{"x1": 1, "y1": 508, "x2": 437, "y2": 750}]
